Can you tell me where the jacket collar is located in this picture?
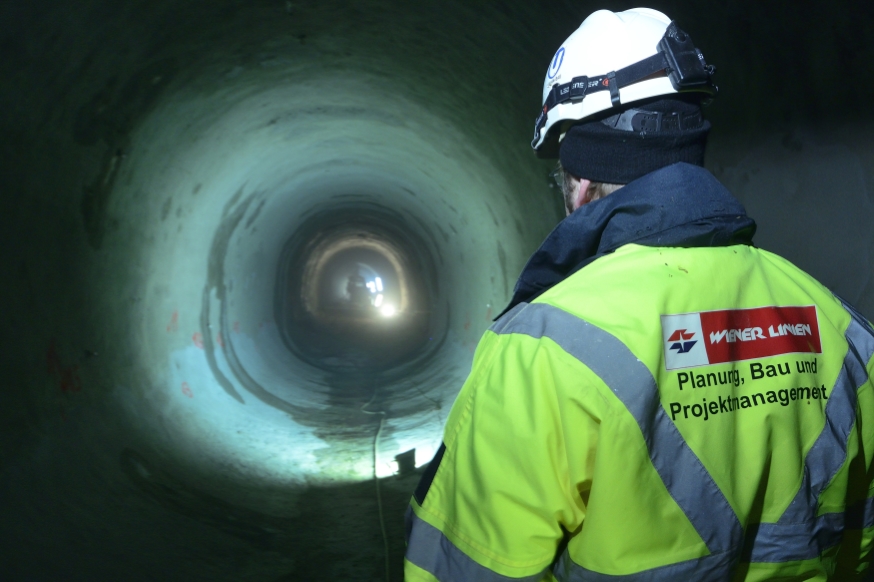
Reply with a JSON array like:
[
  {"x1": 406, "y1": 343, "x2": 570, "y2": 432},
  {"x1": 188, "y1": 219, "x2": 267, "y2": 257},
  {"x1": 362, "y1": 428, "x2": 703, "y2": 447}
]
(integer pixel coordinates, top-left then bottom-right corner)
[{"x1": 500, "y1": 163, "x2": 757, "y2": 316}]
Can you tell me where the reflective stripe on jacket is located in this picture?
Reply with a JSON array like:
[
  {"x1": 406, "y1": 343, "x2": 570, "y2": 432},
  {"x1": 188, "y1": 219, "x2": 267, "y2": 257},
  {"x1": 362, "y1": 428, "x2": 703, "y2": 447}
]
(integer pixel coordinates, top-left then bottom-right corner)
[{"x1": 405, "y1": 243, "x2": 874, "y2": 581}]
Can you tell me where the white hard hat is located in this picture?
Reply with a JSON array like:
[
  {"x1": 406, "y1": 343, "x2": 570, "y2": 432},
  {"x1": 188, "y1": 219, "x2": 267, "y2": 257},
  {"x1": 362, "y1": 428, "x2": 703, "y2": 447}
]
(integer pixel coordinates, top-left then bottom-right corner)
[{"x1": 531, "y1": 8, "x2": 717, "y2": 157}]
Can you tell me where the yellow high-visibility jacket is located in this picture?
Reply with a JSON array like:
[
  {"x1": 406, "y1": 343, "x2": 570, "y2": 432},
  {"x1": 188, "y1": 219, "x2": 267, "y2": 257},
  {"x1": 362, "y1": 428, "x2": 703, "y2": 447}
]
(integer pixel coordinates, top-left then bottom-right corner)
[{"x1": 405, "y1": 233, "x2": 874, "y2": 578}]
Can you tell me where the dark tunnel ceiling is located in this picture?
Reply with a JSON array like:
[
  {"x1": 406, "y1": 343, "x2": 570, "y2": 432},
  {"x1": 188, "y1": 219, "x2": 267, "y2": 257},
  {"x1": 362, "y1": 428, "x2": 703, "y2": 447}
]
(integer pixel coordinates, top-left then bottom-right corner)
[{"x1": 1, "y1": 0, "x2": 873, "y2": 580}]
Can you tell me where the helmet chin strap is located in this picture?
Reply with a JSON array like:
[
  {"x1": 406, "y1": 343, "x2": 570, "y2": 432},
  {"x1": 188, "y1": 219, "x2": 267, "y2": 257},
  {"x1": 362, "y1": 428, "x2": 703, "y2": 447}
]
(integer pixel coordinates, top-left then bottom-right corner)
[{"x1": 532, "y1": 21, "x2": 717, "y2": 150}]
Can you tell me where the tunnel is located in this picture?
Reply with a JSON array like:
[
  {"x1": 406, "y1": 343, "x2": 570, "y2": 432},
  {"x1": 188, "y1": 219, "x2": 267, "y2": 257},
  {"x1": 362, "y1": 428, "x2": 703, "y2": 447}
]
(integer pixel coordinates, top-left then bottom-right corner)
[{"x1": 2, "y1": 1, "x2": 873, "y2": 580}]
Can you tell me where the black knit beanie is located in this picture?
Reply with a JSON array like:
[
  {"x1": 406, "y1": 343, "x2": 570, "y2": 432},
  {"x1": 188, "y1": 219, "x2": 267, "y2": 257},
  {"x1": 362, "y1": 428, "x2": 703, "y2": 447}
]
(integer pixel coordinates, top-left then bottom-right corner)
[{"x1": 559, "y1": 98, "x2": 711, "y2": 184}]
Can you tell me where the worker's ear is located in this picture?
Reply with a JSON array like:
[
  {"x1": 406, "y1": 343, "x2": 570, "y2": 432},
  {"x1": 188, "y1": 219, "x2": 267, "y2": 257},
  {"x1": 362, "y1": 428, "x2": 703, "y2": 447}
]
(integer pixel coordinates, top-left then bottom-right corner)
[{"x1": 571, "y1": 178, "x2": 592, "y2": 212}]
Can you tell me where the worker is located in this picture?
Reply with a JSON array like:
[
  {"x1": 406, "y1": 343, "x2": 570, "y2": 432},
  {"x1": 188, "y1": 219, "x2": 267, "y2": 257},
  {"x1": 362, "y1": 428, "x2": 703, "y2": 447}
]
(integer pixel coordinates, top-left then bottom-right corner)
[{"x1": 404, "y1": 7, "x2": 874, "y2": 581}]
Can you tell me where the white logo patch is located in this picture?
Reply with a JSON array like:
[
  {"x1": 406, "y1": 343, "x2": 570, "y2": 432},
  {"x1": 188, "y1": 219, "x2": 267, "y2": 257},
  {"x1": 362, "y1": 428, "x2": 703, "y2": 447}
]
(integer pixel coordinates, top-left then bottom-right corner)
[{"x1": 661, "y1": 313, "x2": 709, "y2": 370}]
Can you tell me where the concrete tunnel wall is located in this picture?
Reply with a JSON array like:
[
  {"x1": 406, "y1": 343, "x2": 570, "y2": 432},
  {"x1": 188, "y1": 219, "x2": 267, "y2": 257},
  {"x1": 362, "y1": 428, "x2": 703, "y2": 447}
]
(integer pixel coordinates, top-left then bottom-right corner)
[{"x1": 1, "y1": 0, "x2": 872, "y2": 580}]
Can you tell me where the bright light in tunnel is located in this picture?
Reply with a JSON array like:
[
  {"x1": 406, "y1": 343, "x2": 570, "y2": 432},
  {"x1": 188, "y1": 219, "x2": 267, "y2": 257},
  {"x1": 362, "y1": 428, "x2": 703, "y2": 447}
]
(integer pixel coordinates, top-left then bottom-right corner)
[
  {"x1": 380, "y1": 304, "x2": 397, "y2": 317},
  {"x1": 376, "y1": 459, "x2": 399, "y2": 479}
]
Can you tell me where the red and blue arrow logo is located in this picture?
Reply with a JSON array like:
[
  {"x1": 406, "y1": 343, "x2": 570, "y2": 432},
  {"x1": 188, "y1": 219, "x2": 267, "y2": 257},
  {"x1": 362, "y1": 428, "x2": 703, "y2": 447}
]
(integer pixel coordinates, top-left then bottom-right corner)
[{"x1": 668, "y1": 329, "x2": 697, "y2": 354}]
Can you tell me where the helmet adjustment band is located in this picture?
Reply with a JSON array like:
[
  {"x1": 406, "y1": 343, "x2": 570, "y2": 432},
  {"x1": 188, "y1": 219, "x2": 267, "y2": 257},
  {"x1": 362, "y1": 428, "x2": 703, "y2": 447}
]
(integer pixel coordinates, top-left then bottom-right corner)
[{"x1": 599, "y1": 107, "x2": 704, "y2": 134}]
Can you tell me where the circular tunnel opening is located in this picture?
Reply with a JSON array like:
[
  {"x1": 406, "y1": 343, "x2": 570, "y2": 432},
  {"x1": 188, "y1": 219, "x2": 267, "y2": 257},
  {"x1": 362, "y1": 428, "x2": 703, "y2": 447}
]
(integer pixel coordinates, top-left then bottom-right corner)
[
  {"x1": 0, "y1": 1, "x2": 582, "y2": 579},
  {"x1": 278, "y1": 206, "x2": 440, "y2": 373}
]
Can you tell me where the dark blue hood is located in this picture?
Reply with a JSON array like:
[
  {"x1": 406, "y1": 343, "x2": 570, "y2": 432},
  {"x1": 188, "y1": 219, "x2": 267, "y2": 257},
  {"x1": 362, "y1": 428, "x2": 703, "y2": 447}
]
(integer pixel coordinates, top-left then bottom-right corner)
[{"x1": 500, "y1": 162, "x2": 757, "y2": 317}]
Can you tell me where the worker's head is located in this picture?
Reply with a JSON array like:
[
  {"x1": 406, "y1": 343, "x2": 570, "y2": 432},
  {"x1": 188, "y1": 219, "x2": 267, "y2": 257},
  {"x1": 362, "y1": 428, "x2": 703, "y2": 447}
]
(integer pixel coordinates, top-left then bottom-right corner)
[{"x1": 533, "y1": 8, "x2": 718, "y2": 212}]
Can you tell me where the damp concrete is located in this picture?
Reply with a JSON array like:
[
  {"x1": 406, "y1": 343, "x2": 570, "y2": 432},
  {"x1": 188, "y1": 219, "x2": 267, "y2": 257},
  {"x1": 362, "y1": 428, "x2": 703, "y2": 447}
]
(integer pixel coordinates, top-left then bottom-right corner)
[{"x1": 1, "y1": 1, "x2": 872, "y2": 580}]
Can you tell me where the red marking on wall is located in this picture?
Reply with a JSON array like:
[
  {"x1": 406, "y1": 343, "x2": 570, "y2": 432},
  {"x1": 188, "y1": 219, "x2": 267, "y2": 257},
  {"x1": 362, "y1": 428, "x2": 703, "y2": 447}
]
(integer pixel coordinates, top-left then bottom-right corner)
[
  {"x1": 233, "y1": 321, "x2": 241, "y2": 333},
  {"x1": 192, "y1": 332, "x2": 204, "y2": 349},
  {"x1": 166, "y1": 310, "x2": 179, "y2": 332},
  {"x1": 181, "y1": 382, "x2": 193, "y2": 398},
  {"x1": 464, "y1": 313, "x2": 471, "y2": 331},
  {"x1": 216, "y1": 333, "x2": 224, "y2": 348},
  {"x1": 46, "y1": 340, "x2": 82, "y2": 393}
]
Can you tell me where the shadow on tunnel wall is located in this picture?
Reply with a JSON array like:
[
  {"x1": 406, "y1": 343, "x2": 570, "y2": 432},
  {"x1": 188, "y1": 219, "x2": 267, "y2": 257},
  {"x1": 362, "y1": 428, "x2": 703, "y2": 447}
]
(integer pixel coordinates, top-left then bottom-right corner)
[{"x1": 1, "y1": 0, "x2": 873, "y2": 580}]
